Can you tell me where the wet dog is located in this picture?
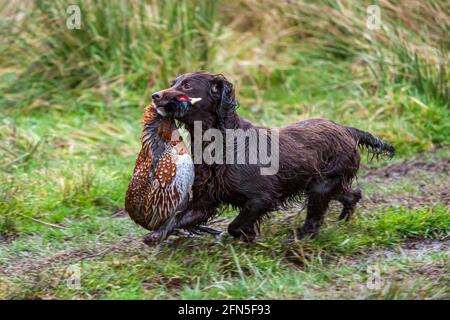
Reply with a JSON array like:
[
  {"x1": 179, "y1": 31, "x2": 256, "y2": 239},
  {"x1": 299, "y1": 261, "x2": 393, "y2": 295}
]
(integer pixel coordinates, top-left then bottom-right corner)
[{"x1": 147, "y1": 71, "x2": 395, "y2": 242}]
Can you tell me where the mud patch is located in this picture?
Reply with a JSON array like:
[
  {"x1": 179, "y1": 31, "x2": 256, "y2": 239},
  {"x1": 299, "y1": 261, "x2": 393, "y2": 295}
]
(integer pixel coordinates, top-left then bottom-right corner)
[
  {"x1": 359, "y1": 151, "x2": 450, "y2": 210},
  {"x1": 308, "y1": 237, "x2": 450, "y2": 299},
  {"x1": 362, "y1": 154, "x2": 449, "y2": 182},
  {"x1": 0, "y1": 233, "x2": 18, "y2": 244},
  {"x1": 0, "y1": 236, "x2": 147, "y2": 278},
  {"x1": 361, "y1": 237, "x2": 450, "y2": 264},
  {"x1": 362, "y1": 184, "x2": 450, "y2": 210}
]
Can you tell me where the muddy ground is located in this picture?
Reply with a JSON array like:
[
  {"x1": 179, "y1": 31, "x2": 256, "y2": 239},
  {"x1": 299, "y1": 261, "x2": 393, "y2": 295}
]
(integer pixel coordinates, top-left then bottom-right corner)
[
  {"x1": 361, "y1": 154, "x2": 449, "y2": 210},
  {"x1": 1, "y1": 151, "x2": 449, "y2": 298}
]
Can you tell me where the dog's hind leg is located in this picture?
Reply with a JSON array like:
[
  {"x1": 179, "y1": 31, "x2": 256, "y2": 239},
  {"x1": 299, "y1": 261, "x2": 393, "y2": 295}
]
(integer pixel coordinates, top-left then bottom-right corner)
[
  {"x1": 296, "y1": 192, "x2": 332, "y2": 239},
  {"x1": 294, "y1": 177, "x2": 342, "y2": 240},
  {"x1": 335, "y1": 188, "x2": 362, "y2": 222}
]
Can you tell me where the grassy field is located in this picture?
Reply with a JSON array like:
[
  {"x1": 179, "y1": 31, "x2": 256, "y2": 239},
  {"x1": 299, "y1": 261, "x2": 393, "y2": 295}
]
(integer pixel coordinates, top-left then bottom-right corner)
[{"x1": 0, "y1": 0, "x2": 449, "y2": 299}]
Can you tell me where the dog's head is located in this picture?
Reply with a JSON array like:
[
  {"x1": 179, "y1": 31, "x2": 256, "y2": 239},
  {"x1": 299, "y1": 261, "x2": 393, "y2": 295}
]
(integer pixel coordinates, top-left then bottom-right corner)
[{"x1": 151, "y1": 71, "x2": 237, "y2": 128}]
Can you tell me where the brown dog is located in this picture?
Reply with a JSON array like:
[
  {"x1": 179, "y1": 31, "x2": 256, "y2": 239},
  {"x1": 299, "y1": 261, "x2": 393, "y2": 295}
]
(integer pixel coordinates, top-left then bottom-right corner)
[{"x1": 145, "y1": 71, "x2": 395, "y2": 243}]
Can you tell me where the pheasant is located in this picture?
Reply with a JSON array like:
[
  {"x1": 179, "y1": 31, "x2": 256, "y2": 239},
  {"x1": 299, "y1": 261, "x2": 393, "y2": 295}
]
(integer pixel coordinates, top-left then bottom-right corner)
[
  {"x1": 125, "y1": 103, "x2": 195, "y2": 241},
  {"x1": 125, "y1": 99, "x2": 220, "y2": 243}
]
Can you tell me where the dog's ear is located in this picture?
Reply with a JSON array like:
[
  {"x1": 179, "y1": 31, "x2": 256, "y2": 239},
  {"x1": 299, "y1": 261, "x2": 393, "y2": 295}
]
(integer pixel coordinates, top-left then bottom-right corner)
[{"x1": 210, "y1": 74, "x2": 237, "y2": 111}]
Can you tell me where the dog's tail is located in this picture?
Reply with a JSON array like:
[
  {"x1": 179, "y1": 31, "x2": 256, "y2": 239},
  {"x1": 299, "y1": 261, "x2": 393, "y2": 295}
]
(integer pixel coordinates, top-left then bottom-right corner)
[{"x1": 346, "y1": 126, "x2": 396, "y2": 159}]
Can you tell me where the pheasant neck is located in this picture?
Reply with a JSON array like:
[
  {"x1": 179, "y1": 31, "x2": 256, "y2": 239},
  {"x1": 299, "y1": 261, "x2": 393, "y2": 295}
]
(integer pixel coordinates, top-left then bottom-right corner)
[{"x1": 141, "y1": 106, "x2": 177, "y2": 162}]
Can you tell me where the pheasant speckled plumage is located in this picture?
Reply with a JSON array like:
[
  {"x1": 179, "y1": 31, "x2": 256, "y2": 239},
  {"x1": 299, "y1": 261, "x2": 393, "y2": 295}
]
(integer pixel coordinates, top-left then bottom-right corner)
[{"x1": 125, "y1": 104, "x2": 194, "y2": 231}]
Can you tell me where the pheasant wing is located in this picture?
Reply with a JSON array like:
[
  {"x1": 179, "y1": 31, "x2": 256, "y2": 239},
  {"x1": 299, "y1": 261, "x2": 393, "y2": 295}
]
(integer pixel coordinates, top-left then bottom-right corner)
[
  {"x1": 172, "y1": 152, "x2": 194, "y2": 211},
  {"x1": 144, "y1": 151, "x2": 194, "y2": 230}
]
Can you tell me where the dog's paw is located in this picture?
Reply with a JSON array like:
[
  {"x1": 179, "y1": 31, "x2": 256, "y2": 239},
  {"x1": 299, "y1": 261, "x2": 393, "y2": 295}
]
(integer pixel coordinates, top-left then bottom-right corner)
[
  {"x1": 240, "y1": 232, "x2": 256, "y2": 243},
  {"x1": 142, "y1": 231, "x2": 164, "y2": 245},
  {"x1": 295, "y1": 227, "x2": 318, "y2": 240},
  {"x1": 228, "y1": 225, "x2": 256, "y2": 243}
]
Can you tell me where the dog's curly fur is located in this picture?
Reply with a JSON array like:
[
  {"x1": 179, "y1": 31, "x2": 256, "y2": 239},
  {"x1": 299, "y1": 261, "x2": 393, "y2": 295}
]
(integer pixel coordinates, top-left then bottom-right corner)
[{"x1": 149, "y1": 71, "x2": 395, "y2": 242}]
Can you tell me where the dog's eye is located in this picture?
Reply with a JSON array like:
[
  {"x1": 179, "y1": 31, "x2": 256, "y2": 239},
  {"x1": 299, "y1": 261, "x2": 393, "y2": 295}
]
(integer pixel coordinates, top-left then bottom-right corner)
[{"x1": 182, "y1": 82, "x2": 191, "y2": 90}]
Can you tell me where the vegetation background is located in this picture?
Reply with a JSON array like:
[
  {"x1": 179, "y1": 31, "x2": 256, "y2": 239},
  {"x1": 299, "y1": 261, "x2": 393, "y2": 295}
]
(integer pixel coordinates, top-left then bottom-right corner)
[{"x1": 0, "y1": 0, "x2": 449, "y2": 299}]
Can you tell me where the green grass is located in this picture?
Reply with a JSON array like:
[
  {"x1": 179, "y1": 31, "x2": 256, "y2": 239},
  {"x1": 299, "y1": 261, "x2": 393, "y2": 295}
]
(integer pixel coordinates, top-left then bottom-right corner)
[
  {"x1": 2, "y1": 205, "x2": 448, "y2": 299},
  {"x1": 0, "y1": 0, "x2": 449, "y2": 300}
]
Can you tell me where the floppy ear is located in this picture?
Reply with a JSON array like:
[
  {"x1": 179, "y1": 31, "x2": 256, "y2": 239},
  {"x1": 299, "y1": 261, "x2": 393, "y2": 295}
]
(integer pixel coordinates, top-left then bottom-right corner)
[
  {"x1": 211, "y1": 75, "x2": 238, "y2": 129},
  {"x1": 211, "y1": 74, "x2": 237, "y2": 111}
]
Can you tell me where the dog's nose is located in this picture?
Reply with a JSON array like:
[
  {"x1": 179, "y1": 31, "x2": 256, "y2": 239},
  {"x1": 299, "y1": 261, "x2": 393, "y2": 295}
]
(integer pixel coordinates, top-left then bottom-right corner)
[{"x1": 152, "y1": 92, "x2": 163, "y2": 101}]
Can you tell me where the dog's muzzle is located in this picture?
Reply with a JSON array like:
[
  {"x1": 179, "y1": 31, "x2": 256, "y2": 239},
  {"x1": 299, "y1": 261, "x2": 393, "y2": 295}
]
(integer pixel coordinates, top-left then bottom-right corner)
[{"x1": 154, "y1": 95, "x2": 201, "y2": 118}]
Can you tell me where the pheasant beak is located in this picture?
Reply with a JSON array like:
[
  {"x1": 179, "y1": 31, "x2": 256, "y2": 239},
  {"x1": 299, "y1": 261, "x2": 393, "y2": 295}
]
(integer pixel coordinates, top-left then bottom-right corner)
[
  {"x1": 177, "y1": 95, "x2": 202, "y2": 105},
  {"x1": 189, "y1": 97, "x2": 202, "y2": 105}
]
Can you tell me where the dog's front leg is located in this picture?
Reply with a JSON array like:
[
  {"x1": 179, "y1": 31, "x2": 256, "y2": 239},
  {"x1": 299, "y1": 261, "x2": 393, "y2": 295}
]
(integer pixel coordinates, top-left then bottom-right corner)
[
  {"x1": 142, "y1": 207, "x2": 217, "y2": 245},
  {"x1": 142, "y1": 211, "x2": 179, "y2": 245},
  {"x1": 228, "y1": 199, "x2": 271, "y2": 242}
]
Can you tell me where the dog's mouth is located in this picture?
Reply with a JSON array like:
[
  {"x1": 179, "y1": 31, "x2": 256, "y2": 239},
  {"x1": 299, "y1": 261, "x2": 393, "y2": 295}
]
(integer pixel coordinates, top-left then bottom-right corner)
[
  {"x1": 153, "y1": 99, "x2": 184, "y2": 117},
  {"x1": 154, "y1": 103, "x2": 168, "y2": 116},
  {"x1": 153, "y1": 95, "x2": 202, "y2": 118}
]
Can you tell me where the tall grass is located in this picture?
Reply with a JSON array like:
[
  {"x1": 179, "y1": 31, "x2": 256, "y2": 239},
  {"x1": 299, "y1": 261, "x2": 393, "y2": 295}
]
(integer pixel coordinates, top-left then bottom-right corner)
[
  {"x1": 246, "y1": 0, "x2": 449, "y2": 104},
  {"x1": 0, "y1": 0, "x2": 223, "y2": 109},
  {"x1": 0, "y1": 0, "x2": 448, "y2": 150}
]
